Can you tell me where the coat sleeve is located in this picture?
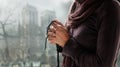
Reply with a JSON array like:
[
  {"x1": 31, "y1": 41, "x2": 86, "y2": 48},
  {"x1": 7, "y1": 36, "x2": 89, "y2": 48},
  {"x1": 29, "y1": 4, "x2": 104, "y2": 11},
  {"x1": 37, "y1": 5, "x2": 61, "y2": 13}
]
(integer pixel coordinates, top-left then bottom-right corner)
[{"x1": 62, "y1": 1, "x2": 120, "y2": 67}]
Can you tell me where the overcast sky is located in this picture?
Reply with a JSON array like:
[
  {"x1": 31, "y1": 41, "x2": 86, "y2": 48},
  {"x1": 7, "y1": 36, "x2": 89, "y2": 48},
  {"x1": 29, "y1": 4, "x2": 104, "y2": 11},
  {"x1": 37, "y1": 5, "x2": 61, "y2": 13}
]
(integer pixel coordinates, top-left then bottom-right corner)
[
  {"x1": 0, "y1": 0, "x2": 73, "y2": 23},
  {"x1": 0, "y1": 0, "x2": 72, "y2": 13}
]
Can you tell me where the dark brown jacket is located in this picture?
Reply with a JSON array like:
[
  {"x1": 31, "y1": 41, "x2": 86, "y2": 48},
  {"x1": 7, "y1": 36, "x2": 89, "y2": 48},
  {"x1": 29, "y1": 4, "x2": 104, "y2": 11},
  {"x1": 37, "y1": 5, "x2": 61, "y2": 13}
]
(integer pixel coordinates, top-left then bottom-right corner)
[{"x1": 62, "y1": 0, "x2": 120, "y2": 67}]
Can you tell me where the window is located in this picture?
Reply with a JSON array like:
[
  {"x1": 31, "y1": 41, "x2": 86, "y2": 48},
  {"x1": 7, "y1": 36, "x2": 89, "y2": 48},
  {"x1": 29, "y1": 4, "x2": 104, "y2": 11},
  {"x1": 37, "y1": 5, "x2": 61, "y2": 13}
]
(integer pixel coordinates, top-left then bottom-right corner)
[
  {"x1": 0, "y1": 0, "x2": 72, "y2": 67},
  {"x1": 0, "y1": 0, "x2": 119, "y2": 67}
]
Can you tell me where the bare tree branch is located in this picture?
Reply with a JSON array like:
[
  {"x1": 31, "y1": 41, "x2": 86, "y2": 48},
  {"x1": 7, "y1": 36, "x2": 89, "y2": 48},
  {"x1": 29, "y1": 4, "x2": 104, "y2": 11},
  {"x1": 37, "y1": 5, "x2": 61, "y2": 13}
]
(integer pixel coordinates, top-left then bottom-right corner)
[
  {"x1": 4, "y1": 9, "x2": 15, "y2": 24},
  {"x1": 5, "y1": 20, "x2": 16, "y2": 25},
  {"x1": 4, "y1": 3, "x2": 20, "y2": 25}
]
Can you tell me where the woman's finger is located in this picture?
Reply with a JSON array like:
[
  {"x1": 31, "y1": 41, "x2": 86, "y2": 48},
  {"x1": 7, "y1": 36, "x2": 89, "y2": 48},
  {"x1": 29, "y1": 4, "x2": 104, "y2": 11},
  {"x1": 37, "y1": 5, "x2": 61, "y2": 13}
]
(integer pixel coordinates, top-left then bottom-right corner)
[
  {"x1": 52, "y1": 20, "x2": 64, "y2": 26},
  {"x1": 48, "y1": 32, "x2": 56, "y2": 44},
  {"x1": 48, "y1": 36, "x2": 56, "y2": 40},
  {"x1": 52, "y1": 22, "x2": 65, "y2": 31},
  {"x1": 48, "y1": 26, "x2": 56, "y2": 33},
  {"x1": 48, "y1": 32, "x2": 56, "y2": 37},
  {"x1": 48, "y1": 38, "x2": 56, "y2": 44}
]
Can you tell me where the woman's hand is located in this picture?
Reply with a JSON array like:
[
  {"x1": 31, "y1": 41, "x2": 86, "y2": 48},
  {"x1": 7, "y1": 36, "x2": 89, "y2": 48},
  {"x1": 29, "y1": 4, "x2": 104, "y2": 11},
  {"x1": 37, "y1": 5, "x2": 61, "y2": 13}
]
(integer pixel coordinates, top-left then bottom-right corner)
[{"x1": 48, "y1": 20, "x2": 70, "y2": 47}]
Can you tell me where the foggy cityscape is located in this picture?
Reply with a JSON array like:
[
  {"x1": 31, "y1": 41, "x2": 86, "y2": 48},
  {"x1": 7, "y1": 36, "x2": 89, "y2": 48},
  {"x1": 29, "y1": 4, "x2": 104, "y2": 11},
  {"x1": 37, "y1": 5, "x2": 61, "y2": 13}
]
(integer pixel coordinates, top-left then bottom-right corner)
[{"x1": 0, "y1": 0, "x2": 119, "y2": 67}]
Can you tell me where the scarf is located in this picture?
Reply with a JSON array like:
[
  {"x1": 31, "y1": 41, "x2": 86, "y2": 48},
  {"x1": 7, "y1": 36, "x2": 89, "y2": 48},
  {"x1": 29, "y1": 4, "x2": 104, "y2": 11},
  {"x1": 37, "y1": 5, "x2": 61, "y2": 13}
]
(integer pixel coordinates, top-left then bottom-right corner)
[{"x1": 66, "y1": 0, "x2": 111, "y2": 28}]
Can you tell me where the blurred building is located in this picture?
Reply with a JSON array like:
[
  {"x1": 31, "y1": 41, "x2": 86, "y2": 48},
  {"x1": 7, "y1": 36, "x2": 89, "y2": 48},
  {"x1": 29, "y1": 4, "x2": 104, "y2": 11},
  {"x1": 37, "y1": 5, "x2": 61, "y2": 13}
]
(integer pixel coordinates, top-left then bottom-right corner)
[{"x1": 20, "y1": 4, "x2": 40, "y2": 60}]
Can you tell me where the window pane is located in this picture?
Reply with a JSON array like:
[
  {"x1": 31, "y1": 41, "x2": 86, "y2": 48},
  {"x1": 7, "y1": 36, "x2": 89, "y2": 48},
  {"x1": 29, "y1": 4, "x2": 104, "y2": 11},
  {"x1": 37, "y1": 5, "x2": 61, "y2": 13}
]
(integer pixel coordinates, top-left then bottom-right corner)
[
  {"x1": 0, "y1": 0, "x2": 72, "y2": 67},
  {"x1": 0, "y1": 0, "x2": 119, "y2": 67}
]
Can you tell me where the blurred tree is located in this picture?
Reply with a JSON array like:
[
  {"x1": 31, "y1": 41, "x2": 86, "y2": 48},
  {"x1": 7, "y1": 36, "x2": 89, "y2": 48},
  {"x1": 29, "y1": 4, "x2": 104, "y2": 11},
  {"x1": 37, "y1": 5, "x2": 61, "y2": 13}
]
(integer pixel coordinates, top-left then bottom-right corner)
[{"x1": 0, "y1": 7, "x2": 18, "y2": 62}]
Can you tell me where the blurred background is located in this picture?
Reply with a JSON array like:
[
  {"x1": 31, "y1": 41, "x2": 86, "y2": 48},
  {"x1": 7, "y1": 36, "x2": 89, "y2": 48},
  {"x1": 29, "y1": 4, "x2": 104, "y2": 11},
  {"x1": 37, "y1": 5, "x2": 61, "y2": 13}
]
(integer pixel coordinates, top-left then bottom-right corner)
[{"x1": 0, "y1": 0, "x2": 119, "y2": 67}]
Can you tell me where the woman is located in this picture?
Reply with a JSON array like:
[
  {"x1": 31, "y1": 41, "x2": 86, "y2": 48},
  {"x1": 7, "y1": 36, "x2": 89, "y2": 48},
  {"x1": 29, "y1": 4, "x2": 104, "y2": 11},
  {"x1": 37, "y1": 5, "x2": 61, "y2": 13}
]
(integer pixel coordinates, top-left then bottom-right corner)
[{"x1": 48, "y1": 0, "x2": 120, "y2": 67}]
